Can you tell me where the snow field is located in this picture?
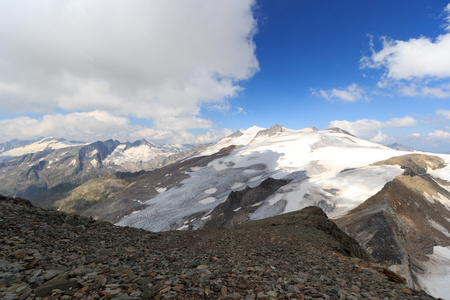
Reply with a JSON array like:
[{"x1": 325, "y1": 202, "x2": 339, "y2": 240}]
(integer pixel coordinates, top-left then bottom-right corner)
[{"x1": 417, "y1": 246, "x2": 450, "y2": 300}]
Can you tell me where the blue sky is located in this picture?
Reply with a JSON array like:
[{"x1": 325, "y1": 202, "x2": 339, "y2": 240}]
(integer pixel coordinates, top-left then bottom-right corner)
[{"x1": 0, "y1": 1, "x2": 450, "y2": 152}]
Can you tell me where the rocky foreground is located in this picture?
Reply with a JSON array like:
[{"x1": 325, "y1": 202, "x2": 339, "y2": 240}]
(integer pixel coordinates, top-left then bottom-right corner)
[{"x1": 0, "y1": 195, "x2": 437, "y2": 299}]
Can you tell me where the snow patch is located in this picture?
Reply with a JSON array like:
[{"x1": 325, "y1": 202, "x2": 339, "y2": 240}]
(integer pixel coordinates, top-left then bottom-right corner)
[
  {"x1": 204, "y1": 188, "x2": 217, "y2": 194},
  {"x1": 198, "y1": 197, "x2": 217, "y2": 204},
  {"x1": 248, "y1": 175, "x2": 262, "y2": 182},
  {"x1": 424, "y1": 192, "x2": 436, "y2": 204},
  {"x1": 190, "y1": 166, "x2": 205, "y2": 172},
  {"x1": 417, "y1": 246, "x2": 450, "y2": 300},
  {"x1": 231, "y1": 182, "x2": 245, "y2": 190},
  {"x1": 428, "y1": 219, "x2": 450, "y2": 238},
  {"x1": 90, "y1": 159, "x2": 98, "y2": 168},
  {"x1": 177, "y1": 225, "x2": 189, "y2": 231},
  {"x1": 156, "y1": 187, "x2": 167, "y2": 194}
]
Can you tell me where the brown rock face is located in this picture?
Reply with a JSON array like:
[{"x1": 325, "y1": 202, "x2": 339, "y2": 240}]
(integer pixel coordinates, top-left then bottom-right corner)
[{"x1": 336, "y1": 154, "x2": 450, "y2": 289}]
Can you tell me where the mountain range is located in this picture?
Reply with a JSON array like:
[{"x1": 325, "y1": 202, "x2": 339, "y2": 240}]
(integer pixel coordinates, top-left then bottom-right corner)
[{"x1": 1, "y1": 125, "x2": 450, "y2": 299}]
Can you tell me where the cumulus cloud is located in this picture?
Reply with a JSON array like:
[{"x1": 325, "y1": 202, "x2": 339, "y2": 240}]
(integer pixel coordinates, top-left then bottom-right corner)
[
  {"x1": 361, "y1": 4, "x2": 450, "y2": 98},
  {"x1": 329, "y1": 116, "x2": 418, "y2": 141},
  {"x1": 437, "y1": 109, "x2": 450, "y2": 119},
  {"x1": 311, "y1": 83, "x2": 369, "y2": 102},
  {"x1": 0, "y1": 111, "x2": 232, "y2": 145},
  {"x1": 0, "y1": 0, "x2": 258, "y2": 140},
  {"x1": 0, "y1": 111, "x2": 130, "y2": 142},
  {"x1": 429, "y1": 130, "x2": 450, "y2": 139}
]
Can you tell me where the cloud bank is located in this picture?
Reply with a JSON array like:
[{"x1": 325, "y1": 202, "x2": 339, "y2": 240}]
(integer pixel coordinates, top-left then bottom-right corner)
[
  {"x1": 329, "y1": 116, "x2": 418, "y2": 142},
  {"x1": 360, "y1": 3, "x2": 450, "y2": 98},
  {"x1": 330, "y1": 111, "x2": 450, "y2": 152},
  {"x1": 0, "y1": 0, "x2": 258, "y2": 143}
]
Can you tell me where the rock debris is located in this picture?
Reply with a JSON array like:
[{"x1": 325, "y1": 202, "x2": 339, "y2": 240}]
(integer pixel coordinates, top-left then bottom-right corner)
[{"x1": 1, "y1": 195, "x2": 437, "y2": 299}]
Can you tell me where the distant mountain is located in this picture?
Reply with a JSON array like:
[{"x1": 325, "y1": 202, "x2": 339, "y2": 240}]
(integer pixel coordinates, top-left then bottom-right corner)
[
  {"x1": 0, "y1": 137, "x2": 200, "y2": 207},
  {"x1": 387, "y1": 143, "x2": 416, "y2": 151},
  {"x1": 0, "y1": 137, "x2": 87, "y2": 158}
]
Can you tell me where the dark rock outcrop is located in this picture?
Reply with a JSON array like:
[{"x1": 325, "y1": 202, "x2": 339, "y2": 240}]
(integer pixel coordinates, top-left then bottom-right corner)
[{"x1": 203, "y1": 177, "x2": 291, "y2": 229}]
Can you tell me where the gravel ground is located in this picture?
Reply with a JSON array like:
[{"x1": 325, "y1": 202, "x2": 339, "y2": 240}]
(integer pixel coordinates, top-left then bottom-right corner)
[{"x1": 0, "y1": 195, "x2": 437, "y2": 299}]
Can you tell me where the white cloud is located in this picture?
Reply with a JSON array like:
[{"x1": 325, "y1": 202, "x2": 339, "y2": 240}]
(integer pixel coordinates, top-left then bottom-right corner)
[
  {"x1": 437, "y1": 109, "x2": 450, "y2": 119},
  {"x1": 329, "y1": 116, "x2": 418, "y2": 140},
  {"x1": 361, "y1": 4, "x2": 450, "y2": 98},
  {"x1": 429, "y1": 130, "x2": 450, "y2": 139},
  {"x1": 400, "y1": 83, "x2": 450, "y2": 98},
  {"x1": 0, "y1": 111, "x2": 130, "y2": 142},
  {"x1": 371, "y1": 131, "x2": 389, "y2": 143},
  {"x1": 312, "y1": 83, "x2": 369, "y2": 102},
  {"x1": 0, "y1": 0, "x2": 258, "y2": 137},
  {"x1": 0, "y1": 110, "x2": 232, "y2": 145}
]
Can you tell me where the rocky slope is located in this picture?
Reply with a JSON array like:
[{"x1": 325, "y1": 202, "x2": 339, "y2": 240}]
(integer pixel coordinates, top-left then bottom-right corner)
[
  {"x1": 0, "y1": 195, "x2": 435, "y2": 299},
  {"x1": 335, "y1": 154, "x2": 450, "y2": 298},
  {"x1": 0, "y1": 137, "x2": 201, "y2": 211}
]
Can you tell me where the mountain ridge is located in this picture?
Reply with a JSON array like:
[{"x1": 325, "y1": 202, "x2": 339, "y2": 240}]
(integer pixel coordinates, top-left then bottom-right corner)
[{"x1": 2, "y1": 125, "x2": 450, "y2": 298}]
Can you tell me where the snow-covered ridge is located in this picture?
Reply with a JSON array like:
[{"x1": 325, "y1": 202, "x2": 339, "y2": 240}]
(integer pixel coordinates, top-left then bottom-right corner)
[
  {"x1": 117, "y1": 125, "x2": 418, "y2": 232},
  {"x1": 103, "y1": 142, "x2": 176, "y2": 165},
  {"x1": 0, "y1": 137, "x2": 87, "y2": 157}
]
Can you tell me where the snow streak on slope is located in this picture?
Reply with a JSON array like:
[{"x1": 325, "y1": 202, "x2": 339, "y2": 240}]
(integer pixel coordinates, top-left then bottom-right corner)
[
  {"x1": 116, "y1": 150, "x2": 282, "y2": 231},
  {"x1": 103, "y1": 144, "x2": 175, "y2": 165},
  {"x1": 118, "y1": 126, "x2": 411, "y2": 231},
  {"x1": 0, "y1": 137, "x2": 86, "y2": 157},
  {"x1": 417, "y1": 246, "x2": 450, "y2": 300}
]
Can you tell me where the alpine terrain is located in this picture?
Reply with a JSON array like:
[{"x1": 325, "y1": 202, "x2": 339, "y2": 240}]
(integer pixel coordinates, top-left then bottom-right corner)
[
  {"x1": 0, "y1": 194, "x2": 435, "y2": 299},
  {"x1": 80, "y1": 125, "x2": 450, "y2": 299},
  {"x1": 0, "y1": 137, "x2": 202, "y2": 212},
  {"x1": 2, "y1": 125, "x2": 450, "y2": 298}
]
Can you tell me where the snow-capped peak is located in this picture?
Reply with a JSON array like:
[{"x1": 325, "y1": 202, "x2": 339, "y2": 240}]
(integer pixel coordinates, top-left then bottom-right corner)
[
  {"x1": 199, "y1": 125, "x2": 266, "y2": 156},
  {"x1": 103, "y1": 140, "x2": 178, "y2": 165},
  {"x1": 0, "y1": 137, "x2": 87, "y2": 157}
]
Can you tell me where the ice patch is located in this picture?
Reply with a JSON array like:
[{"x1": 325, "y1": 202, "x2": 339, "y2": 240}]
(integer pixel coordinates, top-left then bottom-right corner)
[
  {"x1": 177, "y1": 225, "x2": 189, "y2": 231},
  {"x1": 417, "y1": 246, "x2": 450, "y2": 300},
  {"x1": 156, "y1": 187, "x2": 167, "y2": 194},
  {"x1": 198, "y1": 197, "x2": 216, "y2": 204},
  {"x1": 190, "y1": 166, "x2": 205, "y2": 171},
  {"x1": 428, "y1": 219, "x2": 450, "y2": 237},
  {"x1": 90, "y1": 159, "x2": 98, "y2": 168},
  {"x1": 88, "y1": 149, "x2": 98, "y2": 157},
  {"x1": 243, "y1": 169, "x2": 259, "y2": 174},
  {"x1": 249, "y1": 175, "x2": 262, "y2": 182},
  {"x1": 231, "y1": 182, "x2": 245, "y2": 190},
  {"x1": 204, "y1": 188, "x2": 217, "y2": 194},
  {"x1": 424, "y1": 192, "x2": 435, "y2": 204}
]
